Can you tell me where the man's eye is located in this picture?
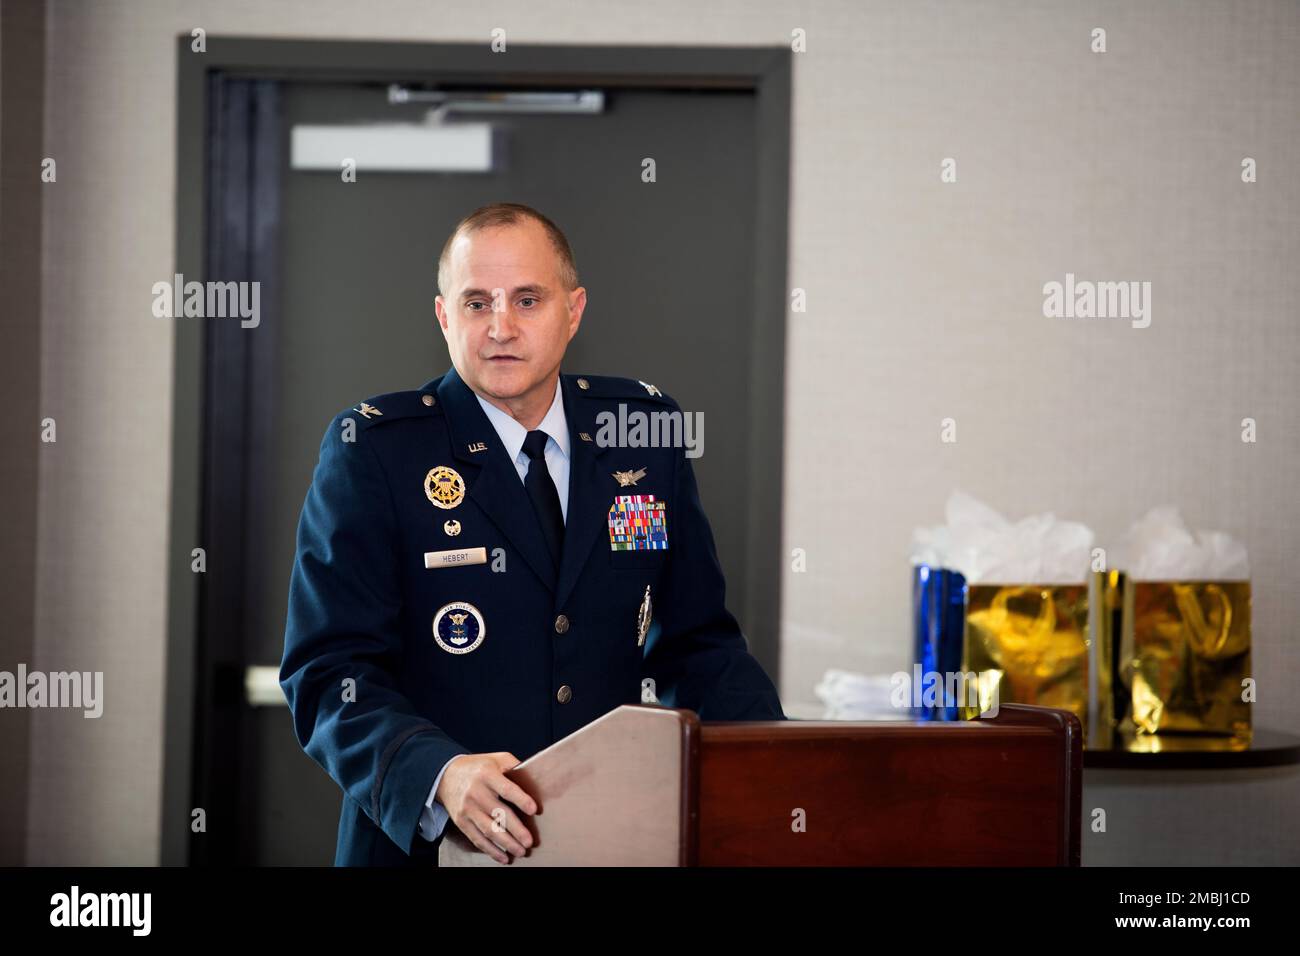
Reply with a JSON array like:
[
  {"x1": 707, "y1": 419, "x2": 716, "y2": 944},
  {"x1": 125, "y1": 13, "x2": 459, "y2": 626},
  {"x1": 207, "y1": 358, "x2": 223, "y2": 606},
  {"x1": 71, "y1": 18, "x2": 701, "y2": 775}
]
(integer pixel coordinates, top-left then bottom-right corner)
[
  {"x1": 519, "y1": 297, "x2": 537, "y2": 308},
  {"x1": 466, "y1": 301, "x2": 485, "y2": 312}
]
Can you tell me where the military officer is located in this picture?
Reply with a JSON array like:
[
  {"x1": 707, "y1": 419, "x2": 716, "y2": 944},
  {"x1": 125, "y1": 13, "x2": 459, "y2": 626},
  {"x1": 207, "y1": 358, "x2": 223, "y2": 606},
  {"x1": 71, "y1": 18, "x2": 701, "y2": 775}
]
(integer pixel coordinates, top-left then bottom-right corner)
[{"x1": 280, "y1": 202, "x2": 784, "y2": 867}]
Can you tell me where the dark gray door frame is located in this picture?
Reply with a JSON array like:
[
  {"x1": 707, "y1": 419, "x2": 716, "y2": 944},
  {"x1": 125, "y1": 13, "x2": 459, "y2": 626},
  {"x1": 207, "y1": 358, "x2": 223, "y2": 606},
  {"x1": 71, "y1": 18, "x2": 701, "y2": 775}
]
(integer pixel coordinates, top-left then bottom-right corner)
[{"x1": 165, "y1": 37, "x2": 791, "y2": 865}]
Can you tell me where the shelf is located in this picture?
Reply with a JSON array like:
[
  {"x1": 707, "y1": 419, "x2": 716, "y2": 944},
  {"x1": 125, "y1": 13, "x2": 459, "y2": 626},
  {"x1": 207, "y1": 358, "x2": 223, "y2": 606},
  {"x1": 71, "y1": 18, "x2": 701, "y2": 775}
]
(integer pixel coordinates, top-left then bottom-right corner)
[{"x1": 1083, "y1": 728, "x2": 1300, "y2": 769}]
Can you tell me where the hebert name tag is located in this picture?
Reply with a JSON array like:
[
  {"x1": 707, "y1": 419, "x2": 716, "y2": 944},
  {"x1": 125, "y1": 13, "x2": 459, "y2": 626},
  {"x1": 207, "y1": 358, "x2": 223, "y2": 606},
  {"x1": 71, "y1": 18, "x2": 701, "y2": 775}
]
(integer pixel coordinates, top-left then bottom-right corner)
[{"x1": 424, "y1": 547, "x2": 488, "y2": 569}]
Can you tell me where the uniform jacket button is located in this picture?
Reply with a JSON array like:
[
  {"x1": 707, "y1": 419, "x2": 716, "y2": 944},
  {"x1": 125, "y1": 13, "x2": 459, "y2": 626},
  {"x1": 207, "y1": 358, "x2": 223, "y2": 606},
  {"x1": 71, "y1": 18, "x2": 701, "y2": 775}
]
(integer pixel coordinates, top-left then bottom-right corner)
[
  {"x1": 554, "y1": 614, "x2": 570, "y2": 634},
  {"x1": 421, "y1": 394, "x2": 435, "y2": 406},
  {"x1": 556, "y1": 685, "x2": 572, "y2": 704}
]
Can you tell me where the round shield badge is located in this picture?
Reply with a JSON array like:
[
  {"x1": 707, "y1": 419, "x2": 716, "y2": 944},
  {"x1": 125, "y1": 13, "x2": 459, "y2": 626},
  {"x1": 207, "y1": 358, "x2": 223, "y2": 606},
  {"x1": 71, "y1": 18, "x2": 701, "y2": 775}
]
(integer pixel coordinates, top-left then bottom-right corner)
[
  {"x1": 433, "y1": 601, "x2": 486, "y2": 655},
  {"x1": 424, "y1": 465, "x2": 465, "y2": 509}
]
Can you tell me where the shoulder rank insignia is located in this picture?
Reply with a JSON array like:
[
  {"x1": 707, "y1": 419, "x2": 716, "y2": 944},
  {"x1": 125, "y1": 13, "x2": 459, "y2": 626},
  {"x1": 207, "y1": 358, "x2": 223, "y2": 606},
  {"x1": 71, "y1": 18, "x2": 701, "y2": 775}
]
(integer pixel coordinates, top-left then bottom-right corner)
[
  {"x1": 355, "y1": 402, "x2": 382, "y2": 419},
  {"x1": 612, "y1": 467, "x2": 647, "y2": 487},
  {"x1": 638, "y1": 380, "x2": 662, "y2": 397},
  {"x1": 425, "y1": 465, "x2": 466, "y2": 509}
]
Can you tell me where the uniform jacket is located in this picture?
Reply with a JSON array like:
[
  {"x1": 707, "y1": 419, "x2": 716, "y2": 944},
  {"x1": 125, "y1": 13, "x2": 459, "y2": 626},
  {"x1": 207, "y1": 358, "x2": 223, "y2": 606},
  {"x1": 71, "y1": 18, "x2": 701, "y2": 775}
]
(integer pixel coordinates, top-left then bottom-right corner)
[{"x1": 280, "y1": 365, "x2": 784, "y2": 866}]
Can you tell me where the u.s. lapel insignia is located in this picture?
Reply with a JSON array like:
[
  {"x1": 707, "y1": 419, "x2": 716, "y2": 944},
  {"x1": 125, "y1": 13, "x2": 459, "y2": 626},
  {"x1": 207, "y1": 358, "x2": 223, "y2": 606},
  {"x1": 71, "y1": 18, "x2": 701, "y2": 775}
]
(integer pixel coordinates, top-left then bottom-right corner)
[
  {"x1": 433, "y1": 601, "x2": 485, "y2": 654},
  {"x1": 579, "y1": 432, "x2": 593, "y2": 442},
  {"x1": 424, "y1": 465, "x2": 466, "y2": 509},
  {"x1": 638, "y1": 380, "x2": 661, "y2": 397},
  {"x1": 636, "y1": 585, "x2": 653, "y2": 646},
  {"x1": 612, "y1": 467, "x2": 647, "y2": 487},
  {"x1": 355, "y1": 402, "x2": 382, "y2": 419}
]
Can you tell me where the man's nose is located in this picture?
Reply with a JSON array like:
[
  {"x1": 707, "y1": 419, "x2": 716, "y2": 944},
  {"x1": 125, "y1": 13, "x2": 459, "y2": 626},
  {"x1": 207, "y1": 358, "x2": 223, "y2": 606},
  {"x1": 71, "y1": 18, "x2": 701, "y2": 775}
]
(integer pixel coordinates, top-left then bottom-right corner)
[{"x1": 488, "y1": 304, "x2": 519, "y2": 341}]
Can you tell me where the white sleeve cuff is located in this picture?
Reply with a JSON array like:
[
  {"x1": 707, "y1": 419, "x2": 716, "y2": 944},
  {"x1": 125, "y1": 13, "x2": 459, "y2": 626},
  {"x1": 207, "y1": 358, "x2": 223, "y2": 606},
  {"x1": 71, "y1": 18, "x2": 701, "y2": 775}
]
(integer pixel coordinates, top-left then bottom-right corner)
[{"x1": 416, "y1": 754, "x2": 463, "y2": 842}]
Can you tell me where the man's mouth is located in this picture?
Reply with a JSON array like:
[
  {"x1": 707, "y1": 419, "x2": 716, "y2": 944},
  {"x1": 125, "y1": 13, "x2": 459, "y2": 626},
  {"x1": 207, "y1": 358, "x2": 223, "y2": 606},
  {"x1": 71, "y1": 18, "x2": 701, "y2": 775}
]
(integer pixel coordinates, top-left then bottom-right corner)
[{"x1": 485, "y1": 355, "x2": 524, "y2": 362}]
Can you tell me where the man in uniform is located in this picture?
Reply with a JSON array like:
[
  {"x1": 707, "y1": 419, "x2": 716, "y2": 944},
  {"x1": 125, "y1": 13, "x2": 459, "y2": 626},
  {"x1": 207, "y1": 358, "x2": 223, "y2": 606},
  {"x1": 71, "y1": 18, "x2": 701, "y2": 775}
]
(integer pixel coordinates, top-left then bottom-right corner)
[{"x1": 280, "y1": 202, "x2": 784, "y2": 867}]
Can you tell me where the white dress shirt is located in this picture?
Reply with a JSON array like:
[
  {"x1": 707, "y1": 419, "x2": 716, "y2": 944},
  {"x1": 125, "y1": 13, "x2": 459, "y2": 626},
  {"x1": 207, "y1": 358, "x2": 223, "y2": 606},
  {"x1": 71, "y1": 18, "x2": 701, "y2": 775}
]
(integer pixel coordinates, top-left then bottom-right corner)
[
  {"x1": 473, "y1": 378, "x2": 571, "y2": 521},
  {"x1": 416, "y1": 376, "x2": 570, "y2": 843}
]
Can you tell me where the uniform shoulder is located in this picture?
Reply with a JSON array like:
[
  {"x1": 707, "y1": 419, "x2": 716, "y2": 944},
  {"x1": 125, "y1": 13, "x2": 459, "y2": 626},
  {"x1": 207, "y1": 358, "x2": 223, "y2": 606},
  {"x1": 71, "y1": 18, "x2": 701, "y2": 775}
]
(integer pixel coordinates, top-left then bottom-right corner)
[
  {"x1": 566, "y1": 373, "x2": 678, "y2": 407},
  {"x1": 333, "y1": 378, "x2": 445, "y2": 430}
]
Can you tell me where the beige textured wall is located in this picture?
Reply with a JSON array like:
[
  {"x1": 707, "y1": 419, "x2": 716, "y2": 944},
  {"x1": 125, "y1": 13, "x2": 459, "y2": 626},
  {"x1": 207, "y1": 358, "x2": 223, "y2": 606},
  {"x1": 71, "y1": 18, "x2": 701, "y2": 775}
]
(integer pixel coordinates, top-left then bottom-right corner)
[{"x1": 30, "y1": 0, "x2": 1299, "y2": 864}]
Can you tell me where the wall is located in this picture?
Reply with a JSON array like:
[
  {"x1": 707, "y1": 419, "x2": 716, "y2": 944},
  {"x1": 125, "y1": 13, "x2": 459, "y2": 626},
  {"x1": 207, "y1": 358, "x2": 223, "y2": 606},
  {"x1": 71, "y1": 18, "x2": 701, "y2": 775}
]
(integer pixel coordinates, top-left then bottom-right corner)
[{"x1": 25, "y1": 0, "x2": 1300, "y2": 864}]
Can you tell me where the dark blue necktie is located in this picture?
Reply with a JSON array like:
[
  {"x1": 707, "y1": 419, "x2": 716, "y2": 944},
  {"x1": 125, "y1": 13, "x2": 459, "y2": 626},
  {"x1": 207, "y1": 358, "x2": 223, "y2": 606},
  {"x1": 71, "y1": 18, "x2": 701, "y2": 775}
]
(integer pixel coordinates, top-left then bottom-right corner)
[{"x1": 522, "y1": 430, "x2": 564, "y2": 570}]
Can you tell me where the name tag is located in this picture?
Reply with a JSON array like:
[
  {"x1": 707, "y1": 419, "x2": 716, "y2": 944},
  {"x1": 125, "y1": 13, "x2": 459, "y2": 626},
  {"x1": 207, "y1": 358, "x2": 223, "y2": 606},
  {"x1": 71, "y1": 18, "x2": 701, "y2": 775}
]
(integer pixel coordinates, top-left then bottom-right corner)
[{"x1": 424, "y1": 547, "x2": 488, "y2": 569}]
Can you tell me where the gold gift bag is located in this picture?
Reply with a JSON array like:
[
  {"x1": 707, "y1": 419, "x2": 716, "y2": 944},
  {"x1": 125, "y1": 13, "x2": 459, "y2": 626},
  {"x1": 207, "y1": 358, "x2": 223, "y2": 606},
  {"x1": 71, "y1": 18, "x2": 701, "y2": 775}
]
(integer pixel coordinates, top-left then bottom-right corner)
[
  {"x1": 961, "y1": 583, "x2": 1090, "y2": 737},
  {"x1": 1090, "y1": 570, "x2": 1126, "y2": 750},
  {"x1": 1120, "y1": 580, "x2": 1252, "y2": 745}
]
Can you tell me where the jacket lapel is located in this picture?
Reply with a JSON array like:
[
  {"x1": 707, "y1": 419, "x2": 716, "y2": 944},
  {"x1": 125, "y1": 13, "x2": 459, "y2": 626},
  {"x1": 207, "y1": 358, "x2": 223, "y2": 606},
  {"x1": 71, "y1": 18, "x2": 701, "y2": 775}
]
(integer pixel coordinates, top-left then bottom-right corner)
[
  {"x1": 556, "y1": 374, "x2": 616, "y2": 610},
  {"x1": 436, "y1": 366, "x2": 558, "y2": 590}
]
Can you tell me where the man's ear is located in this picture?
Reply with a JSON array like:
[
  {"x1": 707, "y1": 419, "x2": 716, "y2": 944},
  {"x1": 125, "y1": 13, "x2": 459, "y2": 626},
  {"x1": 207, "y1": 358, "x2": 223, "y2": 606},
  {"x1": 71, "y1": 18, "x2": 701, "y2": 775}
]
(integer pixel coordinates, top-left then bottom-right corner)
[
  {"x1": 566, "y1": 287, "x2": 587, "y2": 341},
  {"x1": 435, "y1": 295, "x2": 450, "y2": 334}
]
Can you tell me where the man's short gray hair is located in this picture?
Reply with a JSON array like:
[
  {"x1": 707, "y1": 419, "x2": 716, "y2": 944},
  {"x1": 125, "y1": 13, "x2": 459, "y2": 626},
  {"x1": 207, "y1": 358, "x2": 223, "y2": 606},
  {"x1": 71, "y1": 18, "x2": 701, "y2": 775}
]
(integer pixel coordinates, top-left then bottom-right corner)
[{"x1": 438, "y1": 202, "x2": 579, "y2": 297}]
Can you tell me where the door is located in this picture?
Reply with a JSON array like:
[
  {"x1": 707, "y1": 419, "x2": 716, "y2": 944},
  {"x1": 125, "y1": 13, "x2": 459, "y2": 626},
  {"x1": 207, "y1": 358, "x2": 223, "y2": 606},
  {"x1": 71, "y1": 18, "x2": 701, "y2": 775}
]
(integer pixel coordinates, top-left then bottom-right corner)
[{"x1": 174, "y1": 43, "x2": 790, "y2": 865}]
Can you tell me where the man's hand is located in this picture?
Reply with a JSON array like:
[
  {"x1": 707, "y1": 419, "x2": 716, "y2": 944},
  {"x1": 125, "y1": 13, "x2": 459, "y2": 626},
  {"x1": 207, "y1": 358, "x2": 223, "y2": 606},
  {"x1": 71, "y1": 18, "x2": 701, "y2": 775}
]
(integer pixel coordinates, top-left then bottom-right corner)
[{"x1": 437, "y1": 752, "x2": 538, "y2": 864}]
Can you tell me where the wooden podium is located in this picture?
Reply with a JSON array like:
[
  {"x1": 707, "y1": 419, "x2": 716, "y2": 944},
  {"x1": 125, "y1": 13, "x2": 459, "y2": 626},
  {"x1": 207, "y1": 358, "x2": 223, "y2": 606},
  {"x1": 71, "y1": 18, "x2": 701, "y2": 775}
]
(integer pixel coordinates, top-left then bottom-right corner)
[{"x1": 438, "y1": 702, "x2": 1081, "y2": 866}]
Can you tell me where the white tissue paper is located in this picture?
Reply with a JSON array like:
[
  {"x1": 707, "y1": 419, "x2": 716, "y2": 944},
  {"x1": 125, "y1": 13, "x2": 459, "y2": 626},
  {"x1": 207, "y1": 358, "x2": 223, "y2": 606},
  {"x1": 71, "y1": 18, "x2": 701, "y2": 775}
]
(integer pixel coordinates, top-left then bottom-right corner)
[
  {"x1": 813, "y1": 669, "x2": 912, "y2": 720},
  {"x1": 1115, "y1": 507, "x2": 1250, "y2": 581},
  {"x1": 910, "y1": 491, "x2": 1094, "y2": 584}
]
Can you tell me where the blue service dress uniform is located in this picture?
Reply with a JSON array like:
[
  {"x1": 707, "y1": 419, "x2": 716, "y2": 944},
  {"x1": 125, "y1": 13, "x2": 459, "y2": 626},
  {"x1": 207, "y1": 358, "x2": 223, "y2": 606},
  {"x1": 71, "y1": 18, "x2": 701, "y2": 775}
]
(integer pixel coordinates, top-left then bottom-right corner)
[{"x1": 279, "y1": 365, "x2": 785, "y2": 866}]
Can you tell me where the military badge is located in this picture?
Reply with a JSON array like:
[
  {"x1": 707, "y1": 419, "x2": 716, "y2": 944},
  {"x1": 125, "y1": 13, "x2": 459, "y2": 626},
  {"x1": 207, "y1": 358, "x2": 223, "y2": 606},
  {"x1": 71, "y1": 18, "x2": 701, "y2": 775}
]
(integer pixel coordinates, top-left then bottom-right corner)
[
  {"x1": 636, "y1": 585, "x2": 653, "y2": 646},
  {"x1": 433, "y1": 601, "x2": 485, "y2": 654},
  {"x1": 612, "y1": 467, "x2": 646, "y2": 487},
  {"x1": 608, "y1": 495, "x2": 668, "y2": 551},
  {"x1": 424, "y1": 465, "x2": 466, "y2": 509}
]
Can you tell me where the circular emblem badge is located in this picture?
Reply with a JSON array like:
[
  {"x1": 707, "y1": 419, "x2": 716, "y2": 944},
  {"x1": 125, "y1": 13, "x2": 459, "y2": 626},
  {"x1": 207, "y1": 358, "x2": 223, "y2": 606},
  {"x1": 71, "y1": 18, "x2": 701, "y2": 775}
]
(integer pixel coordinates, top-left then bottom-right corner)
[
  {"x1": 424, "y1": 465, "x2": 466, "y2": 509},
  {"x1": 433, "y1": 601, "x2": 485, "y2": 655}
]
